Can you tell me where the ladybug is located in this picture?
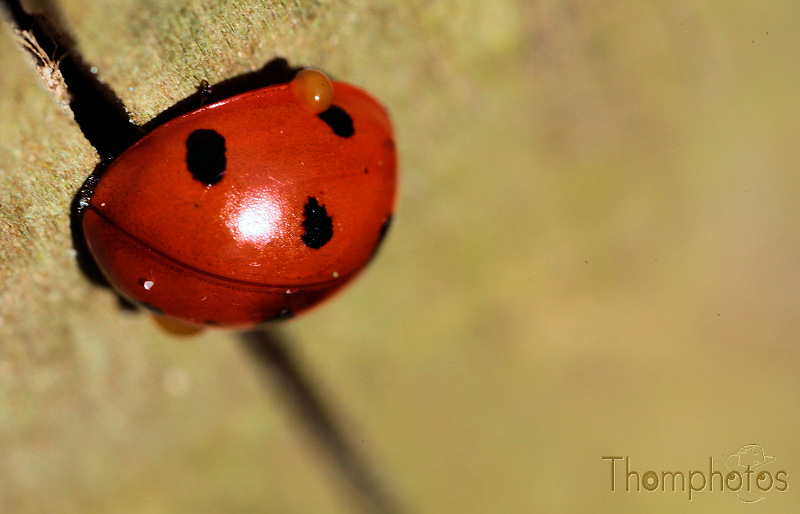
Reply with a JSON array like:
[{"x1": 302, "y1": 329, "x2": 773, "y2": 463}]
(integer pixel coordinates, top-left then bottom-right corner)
[{"x1": 80, "y1": 69, "x2": 397, "y2": 328}]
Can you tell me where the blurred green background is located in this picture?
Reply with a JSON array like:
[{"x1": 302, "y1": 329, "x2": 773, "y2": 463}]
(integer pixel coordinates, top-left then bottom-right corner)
[{"x1": 1, "y1": 0, "x2": 799, "y2": 512}]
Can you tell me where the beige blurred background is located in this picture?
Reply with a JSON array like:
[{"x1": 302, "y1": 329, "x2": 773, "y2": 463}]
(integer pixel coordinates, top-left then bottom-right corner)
[{"x1": 1, "y1": 0, "x2": 799, "y2": 512}]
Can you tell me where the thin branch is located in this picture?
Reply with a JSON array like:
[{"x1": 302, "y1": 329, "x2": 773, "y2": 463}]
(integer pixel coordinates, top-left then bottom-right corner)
[{"x1": 241, "y1": 328, "x2": 402, "y2": 514}]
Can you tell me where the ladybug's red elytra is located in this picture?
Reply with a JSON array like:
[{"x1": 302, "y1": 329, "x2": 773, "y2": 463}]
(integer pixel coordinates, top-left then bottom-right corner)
[{"x1": 81, "y1": 69, "x2": 397, "y2": 328}]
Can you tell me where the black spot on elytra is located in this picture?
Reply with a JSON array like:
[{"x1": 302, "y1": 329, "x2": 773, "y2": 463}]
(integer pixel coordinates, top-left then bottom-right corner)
[
  {"x1": 186, "y1": 129, "x2": 226, "y2": 184},
  {"x1": 318, "y1": 105, "x2": 354, "y2": 138},
  {"x1": 301, "y1": 197, "x2": 333, "y2": 249}
]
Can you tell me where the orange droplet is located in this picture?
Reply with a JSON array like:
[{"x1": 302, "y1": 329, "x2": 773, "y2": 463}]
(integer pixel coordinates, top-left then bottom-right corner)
[
  {"x1": 153, "y1": 315, "x2": 203, "y2": 336},
  {"x1": 289, "y1": 68, "x2": 333, "y2": 114}
]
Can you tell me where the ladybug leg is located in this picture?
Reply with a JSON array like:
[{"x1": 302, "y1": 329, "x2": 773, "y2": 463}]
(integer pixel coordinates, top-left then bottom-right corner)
[{"x1": 197, "y1": 79, "x2": 217, "y2": 106}]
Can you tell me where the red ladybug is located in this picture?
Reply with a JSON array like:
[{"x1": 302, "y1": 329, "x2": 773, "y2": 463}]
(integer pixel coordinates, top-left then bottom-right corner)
[{"x1": 81, "y1": 69, "x2": 397, "y2": 328}]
